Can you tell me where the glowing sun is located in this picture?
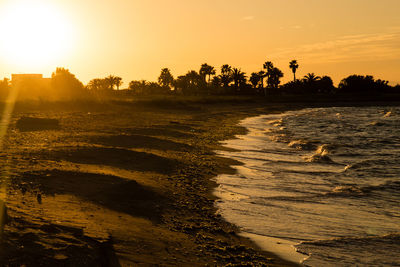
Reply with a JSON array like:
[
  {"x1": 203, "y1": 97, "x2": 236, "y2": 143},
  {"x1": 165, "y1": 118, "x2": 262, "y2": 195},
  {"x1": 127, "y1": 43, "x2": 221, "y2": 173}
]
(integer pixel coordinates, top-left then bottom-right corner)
[{"x1": 0, "y1": 1, "x2": 74, "y2": 69}]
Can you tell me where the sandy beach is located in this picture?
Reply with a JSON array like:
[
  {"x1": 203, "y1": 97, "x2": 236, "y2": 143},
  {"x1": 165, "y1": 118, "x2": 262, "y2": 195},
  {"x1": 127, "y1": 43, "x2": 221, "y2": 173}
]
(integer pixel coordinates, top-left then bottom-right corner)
[{"x1": 0, "y1": 98, "x2": 299, "y2": 266}]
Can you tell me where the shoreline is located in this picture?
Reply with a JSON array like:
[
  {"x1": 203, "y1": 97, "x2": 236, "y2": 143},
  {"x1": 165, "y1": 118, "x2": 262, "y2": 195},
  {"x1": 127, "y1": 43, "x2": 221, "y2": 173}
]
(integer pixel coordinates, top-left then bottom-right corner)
[
  {"x1": 2, "y1": 98, "x2": 399, "y2": 265},
  {"x1": 213, "y1": 113, "x2": 308, "y2": 265},
  {"x1": 0, "y1": 99, "x2": 300, "y2": 266}
]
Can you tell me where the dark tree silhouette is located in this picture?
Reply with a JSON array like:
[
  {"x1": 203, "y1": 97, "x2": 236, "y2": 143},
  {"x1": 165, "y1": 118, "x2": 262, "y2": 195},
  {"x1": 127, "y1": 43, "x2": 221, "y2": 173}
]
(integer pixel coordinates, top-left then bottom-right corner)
[
  {"x1": 258, "y1": 70, "x2": 267, "y2": 91},
  {"x1": 261, "y1": 61, "x2": 283, "y2": 92},
  {"x1": 158, "y1": 68, "x2": 174, "y2": 90},
  {"x1": 104, "y1": 75, "x2": 122, "y2": 90},
  {"x1": 267, "y1": 67, "x2": 284, "y2": 90},
  {"x1": 115, "y1": 76, "x2": 123, "y2": 90},
  {"x1": 338, "y1": 75, "x2": 390, "y2": 94},
  {"x1": 175, "y1": 71, "x2": 202, "y2": 95},
  {"x1": 211, "y1": 76, "x2": 221, "y2": 88},
  {"x1": 231, "y1": 68, "x2": 247, "y2": 92},
  {"x1": 220, "y1": 64, "x2": 233, "y2": 88},
  {"x1": 289, "y1": 60, "x2": 299, "y2": 81},
  {"x1": 199, "y1": 63, "x2": 216, "y2": 84},
  {"x1": 51, "y1": 67, "x2": 84, "y2": 99},
  {"x1": 301, "y1": 73, "x2": 321, "y2": 94},
  {"x1": 303, "y1": 73, "x2": 320, "y2": 84},
  {"x1": 129, "y1": 80, "x2": 148, "y2": 94},
  {"x1": 281, "y1": 74, "x2": 334, "y2": 95},
  {"x1": 318, "y1": 76, "x2": 334, "y2": 93},
  {"x1": 87, "y1": 78, "x2": 108, "y2": 91},
  {"x1": 261, "y1": 61, "x2": 276, "y2": 95},
  {"x1": 250, "y1": 72, "x2": 261, "y2": 89},
  {"x1": 263, "y1": 61, "x2": 274, "y2": 73}
]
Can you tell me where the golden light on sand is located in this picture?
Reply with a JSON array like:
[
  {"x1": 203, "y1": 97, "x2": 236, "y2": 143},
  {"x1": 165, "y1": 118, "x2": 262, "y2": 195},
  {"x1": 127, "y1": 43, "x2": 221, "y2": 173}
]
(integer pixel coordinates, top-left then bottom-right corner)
[{"x1": 0, "y1": 1, "x2": 74, "y2": 69}]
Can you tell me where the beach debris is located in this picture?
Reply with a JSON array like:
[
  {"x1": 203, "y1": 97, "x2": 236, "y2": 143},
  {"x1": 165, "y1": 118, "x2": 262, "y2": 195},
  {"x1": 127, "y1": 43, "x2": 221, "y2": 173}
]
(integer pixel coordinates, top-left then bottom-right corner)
[{"x1": 16, "y1": 116, "x2": 60, "y2": 131}]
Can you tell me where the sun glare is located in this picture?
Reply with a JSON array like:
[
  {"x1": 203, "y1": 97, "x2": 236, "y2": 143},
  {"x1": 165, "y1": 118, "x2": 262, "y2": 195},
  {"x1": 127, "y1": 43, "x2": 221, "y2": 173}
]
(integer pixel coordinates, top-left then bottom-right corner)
[{"x1": 0, "y1": 1, "x2": 74, "y2": 69}]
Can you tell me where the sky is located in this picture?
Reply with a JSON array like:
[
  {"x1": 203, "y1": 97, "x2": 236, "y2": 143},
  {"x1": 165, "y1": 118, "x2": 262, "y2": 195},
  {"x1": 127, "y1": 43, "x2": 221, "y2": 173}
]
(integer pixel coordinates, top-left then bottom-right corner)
[{"x1": 0, "y1": 0, "x2": 399, "y2": 86}]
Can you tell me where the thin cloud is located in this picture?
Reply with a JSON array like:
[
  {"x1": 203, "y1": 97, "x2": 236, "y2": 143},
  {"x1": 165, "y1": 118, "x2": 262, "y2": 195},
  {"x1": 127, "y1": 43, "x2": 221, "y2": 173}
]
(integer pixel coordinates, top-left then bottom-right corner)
[
  {"x1": 241, "y1": 16, "x2": 255, "y2": 21},
  {"x1": 270, "y1": 31, "x2": 400, "y2": 64}
]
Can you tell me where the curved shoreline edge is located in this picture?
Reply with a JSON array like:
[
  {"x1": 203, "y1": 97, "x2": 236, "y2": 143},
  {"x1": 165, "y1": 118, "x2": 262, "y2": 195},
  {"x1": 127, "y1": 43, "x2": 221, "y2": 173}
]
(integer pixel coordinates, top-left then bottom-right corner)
[
  {"x1": 2, "y1": 99, "x2": 399, "y2": 265},
  {"x1": 213, "y1": 113, "x2": 308, "y2": 265},
  {"x1": 0, "y1": 100, "x2": 301, "y2": 266}
]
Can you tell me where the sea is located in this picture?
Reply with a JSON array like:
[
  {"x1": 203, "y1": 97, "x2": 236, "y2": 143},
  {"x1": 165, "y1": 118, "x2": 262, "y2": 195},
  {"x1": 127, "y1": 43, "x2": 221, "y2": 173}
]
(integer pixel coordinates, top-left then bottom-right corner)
[{"x1": 214, "y1": 106, "x2": 400, "y2": 266}]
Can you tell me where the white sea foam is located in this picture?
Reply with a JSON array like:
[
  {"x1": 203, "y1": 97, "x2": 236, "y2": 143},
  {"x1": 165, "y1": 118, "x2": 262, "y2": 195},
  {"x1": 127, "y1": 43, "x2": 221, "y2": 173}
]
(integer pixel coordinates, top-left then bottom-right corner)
[{"x1": 215, "y1": 106, "x2": 400, "y2": 266}]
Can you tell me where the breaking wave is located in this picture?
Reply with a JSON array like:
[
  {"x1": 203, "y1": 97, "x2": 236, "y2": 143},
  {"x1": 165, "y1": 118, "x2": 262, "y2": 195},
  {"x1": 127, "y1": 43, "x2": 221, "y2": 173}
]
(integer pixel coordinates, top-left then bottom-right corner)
[{"x1": 216, "y1": 106, "x2": 400, "y2": 266}]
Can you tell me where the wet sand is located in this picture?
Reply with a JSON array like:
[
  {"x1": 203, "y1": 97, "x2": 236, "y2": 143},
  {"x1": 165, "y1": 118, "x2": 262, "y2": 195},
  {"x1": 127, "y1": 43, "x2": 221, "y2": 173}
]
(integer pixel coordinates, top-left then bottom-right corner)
[{"x1": 0, "y1": 98, "x2": 299, "y2": 266}]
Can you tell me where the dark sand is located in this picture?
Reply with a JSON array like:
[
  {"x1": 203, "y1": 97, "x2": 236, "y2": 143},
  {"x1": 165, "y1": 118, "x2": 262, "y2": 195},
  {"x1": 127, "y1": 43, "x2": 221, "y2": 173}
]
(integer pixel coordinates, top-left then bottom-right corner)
[{"x1": 0, "y1": 98, "x2": 299, "y2": 266}]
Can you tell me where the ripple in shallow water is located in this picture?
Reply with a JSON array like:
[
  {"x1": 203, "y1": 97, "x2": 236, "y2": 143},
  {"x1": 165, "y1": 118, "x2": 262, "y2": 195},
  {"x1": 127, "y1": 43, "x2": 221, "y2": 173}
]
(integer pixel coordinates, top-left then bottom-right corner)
[{"x1": 216, "y1": 106, "x2": 400, "y2": 266}]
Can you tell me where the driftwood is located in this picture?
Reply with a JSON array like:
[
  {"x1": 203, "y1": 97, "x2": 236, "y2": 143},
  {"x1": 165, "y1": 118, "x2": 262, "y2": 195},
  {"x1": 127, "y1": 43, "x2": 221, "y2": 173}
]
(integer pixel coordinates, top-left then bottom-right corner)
[{"x1": 16, "y1": 116, "x2": 60, "y2": 131}]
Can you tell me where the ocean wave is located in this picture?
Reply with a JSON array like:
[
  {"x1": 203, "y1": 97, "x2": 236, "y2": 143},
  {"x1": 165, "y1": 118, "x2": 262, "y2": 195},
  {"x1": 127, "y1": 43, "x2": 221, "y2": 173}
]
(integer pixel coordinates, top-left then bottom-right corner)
[
  {"x1": 266, "y1": 119, "x2": 283, "y2": 127},
  {"x1": 364, "y1": 180, "x2": 400, "y2": 194},
  {"x1": 305, "y1": 154, "x2": 335, "y2": 163},
  {"x1": 315, "y1": 144, "x2": 331, "y2": 155},
  {"x1": 296, "y1": 233, "x2": 400, "y2": 267},
  {"x1": 288, "y1": 140, "x2": 315, "y2": 150},
  {"x1": 344, "y1": 158, "x2": 398, "y2": 171},
  {"x1": 298, "y1": 233, "x2": 400, "y2": 249},
  {"x1": 268, "y1": 134, "x2": 289, "y2": 143},
  {"x1": 258, "y1": 181, "x2": 400, "y2": 202},
  {"x1": 304, "y1": 145, "x2": 335, "y2": 163},
  {"x1": 325, "y1": 185, "x2": 365, "y2": 197},
  {"x1": 326, "y1": 180, "x2": 400, "y2": 198}
]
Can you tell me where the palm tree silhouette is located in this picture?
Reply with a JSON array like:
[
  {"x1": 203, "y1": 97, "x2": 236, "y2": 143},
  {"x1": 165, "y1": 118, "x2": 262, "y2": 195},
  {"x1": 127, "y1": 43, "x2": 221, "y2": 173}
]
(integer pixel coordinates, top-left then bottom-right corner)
[
  {"x1": 199, "y1": 64, "x2": 216, "y2": 84},
  {"x1": 250, "y1": 72, "x2": 261, "y2": 89},
  {"x1": 258, "y1": 70, "x2": 266, "y2": 89},
  {"x1": 105, "y1": 75, "x2": 119, "y2": 90},
  {"x1": 263, "y1": 61, "x2": 274, "y2": 74},
  {"x1": 289, "y1": 60, "x2": 299, "y2": 81},
  {"x1": 303, "y1": 73, "x2": 320, "y2": 83},
  {"x1": 232, "y1": 68, "x2": 247, "y2": 91},
  {"x1": 268, "y1": 67, "x2": 284, "y2": 89},
  {"x1": 220, "y1": 64, "x2": 233, "y2": 88},
  {"x1": 115, "y1": 76, "x2": 122, "y2": 90}
]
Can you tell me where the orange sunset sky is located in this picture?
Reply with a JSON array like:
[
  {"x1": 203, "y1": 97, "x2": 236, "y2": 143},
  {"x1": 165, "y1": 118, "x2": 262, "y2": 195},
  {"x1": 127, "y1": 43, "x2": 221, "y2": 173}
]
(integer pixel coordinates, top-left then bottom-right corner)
[{"x1": 0, "y1": 0, "x2": 399, "y2": 85}]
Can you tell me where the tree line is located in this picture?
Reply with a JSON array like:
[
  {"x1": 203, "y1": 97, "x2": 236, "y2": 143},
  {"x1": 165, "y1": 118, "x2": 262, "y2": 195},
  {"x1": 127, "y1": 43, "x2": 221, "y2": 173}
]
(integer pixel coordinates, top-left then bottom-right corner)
[
  {"x1": 0, "y1": 60, "x2": 399, "y2": 101},
  {"x1": 126, "y1": 60, "x2": 399, "y2": 97}
]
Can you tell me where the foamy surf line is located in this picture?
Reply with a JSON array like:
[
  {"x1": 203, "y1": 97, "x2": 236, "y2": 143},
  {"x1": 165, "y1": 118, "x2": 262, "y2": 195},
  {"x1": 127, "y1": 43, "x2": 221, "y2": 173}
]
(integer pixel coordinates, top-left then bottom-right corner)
[
  {"x1": 213, "y1": 179, "x2": 308, "y2": 265},
  {"x1": 214, "y1": 113, "x2": 308, "y2": 265},
  {"x1": 215, "y1": 107, "x2": 400, "y2": 266},
  {"x1": 240, "y1": 232, "x2": 308, "y2": 264}
]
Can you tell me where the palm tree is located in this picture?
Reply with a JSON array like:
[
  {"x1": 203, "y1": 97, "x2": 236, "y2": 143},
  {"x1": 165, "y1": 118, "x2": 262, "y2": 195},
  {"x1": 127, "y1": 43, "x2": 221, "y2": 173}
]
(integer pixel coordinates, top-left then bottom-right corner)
[
  {"x1": 250, "y1": 72, "x2": 261, "y2": 89},
  {"x1": 115, "y1": 76, "x2": 122, "y2": 90},
  {"x1": 303, "y1": 73, "x2": 320, "y2": 83},
  {"x1": 87, "y1": 78, "x2": 103, "y2": 90},
  {"x1": 268, "y1": 67, "x2": 284, "y2": 89},
  {"x1": 258, "y1": 70, "x2": 266, "y2": 89},
  {"x1": 105, "y1": 75, "x2": 118, "y2": 90},
  {"x1": 263, "y1": 61, "x2": 275, "y2": 94},
  {"x1": 184, "y1": 70, "x2": 202, "y2": 94},
  {"x1": 231, "y1": 68, "x2": 247, "y2": 92},
  {"x1": 263, "y1": 61, "x2": 274, "y2": 73},
  {"x1": 220, "y1": 64, "x2": 233, "y2": 88},
  {"x1": 199, "y1": 63, "x2": 216, "y2": 84},
  {"x1": 289, "y1": 60, "x2": 299, "y2": 81}
]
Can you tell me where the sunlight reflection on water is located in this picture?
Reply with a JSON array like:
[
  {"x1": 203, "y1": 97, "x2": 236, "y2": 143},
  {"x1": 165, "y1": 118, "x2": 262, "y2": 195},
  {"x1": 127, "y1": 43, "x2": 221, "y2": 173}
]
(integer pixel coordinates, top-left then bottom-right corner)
[{"x1": 215, "y1": 106, "x2": 400, "y2": 266}]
